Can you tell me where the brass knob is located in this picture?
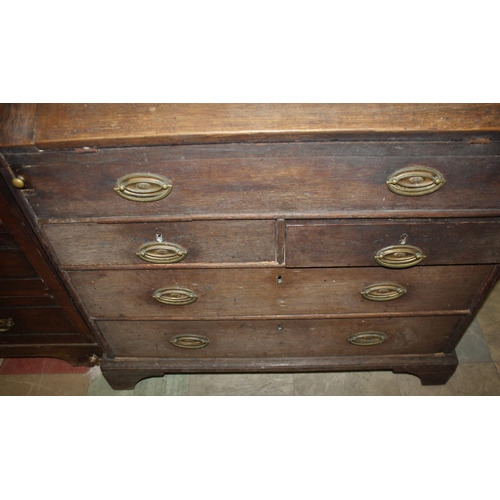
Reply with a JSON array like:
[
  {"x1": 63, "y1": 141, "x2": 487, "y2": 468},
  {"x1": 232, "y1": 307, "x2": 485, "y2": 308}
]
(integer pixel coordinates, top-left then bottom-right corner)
[{"x1": 12, "y1": 176, "x2": 26, "y2": 189}]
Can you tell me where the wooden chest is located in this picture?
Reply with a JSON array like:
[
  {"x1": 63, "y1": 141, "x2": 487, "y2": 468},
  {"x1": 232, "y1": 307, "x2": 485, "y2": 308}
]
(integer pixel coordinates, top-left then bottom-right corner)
[{"x1": 1, "y1": 104, "x2": 499, "y2": 389}]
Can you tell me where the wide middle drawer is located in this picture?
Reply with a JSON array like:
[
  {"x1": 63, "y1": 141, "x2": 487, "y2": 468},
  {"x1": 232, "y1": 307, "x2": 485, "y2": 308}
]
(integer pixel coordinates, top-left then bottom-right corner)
[{"x1": 68, "y1": 266, "x2": 491, "y2": 319}]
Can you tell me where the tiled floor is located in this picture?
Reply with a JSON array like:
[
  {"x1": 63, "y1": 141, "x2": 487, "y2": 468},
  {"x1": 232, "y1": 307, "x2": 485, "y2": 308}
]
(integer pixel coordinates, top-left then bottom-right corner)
[{"x1": 1, "y1": 281, "x2": 500, "y2": 396}]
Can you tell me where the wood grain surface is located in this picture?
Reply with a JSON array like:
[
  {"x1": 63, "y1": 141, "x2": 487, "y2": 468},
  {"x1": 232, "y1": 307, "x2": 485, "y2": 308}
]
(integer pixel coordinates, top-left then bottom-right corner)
[
  {"x1": 68, "y1": 265, "x2": 490, "y2": 319},
  {"x1": 97, "y1": 316, "x2": 464, "y2": 358},
  {"x1": 33, "y1": 104, "x2": 500, "y2": 148},
  {"x1": 286, "y1": 218, "x2": 500, "y2": 267},
  {"x1": 0, "y1": 104, "x2": 37, "y2": 150},
  {"x1": 8, "y1": 144, "x2": 500, "y2": 220}
]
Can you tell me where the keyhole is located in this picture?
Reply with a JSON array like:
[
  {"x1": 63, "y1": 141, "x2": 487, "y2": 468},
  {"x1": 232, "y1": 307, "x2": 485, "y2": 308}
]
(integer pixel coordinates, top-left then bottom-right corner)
[
  {"x1": 155, "y1": 232, "x2": 164, "y2": 242},
  {"x1": 399, "y1": 233, "x2": 408, "y2": 245},
  {"x1": 277, "y1": 275, "x2": 283, "y2": 284}
]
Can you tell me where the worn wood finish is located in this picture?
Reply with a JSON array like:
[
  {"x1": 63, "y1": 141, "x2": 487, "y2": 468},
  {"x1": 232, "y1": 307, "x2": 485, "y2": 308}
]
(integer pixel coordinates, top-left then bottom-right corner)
[
  {"x1": 98, "y1": 316, "x2": 464, "y2": 359},
  {"x1": 42, "y1": 220, "x2": 277, "y2": 268},
  {"x1": 8, "y1": 146, "x2": 500, "y2": 220},
  {"x1": 68, "y1": 266, "x2": 490, "y2": 319},
  {"x1": 100, "y1": 351, "x2": 459, "y2": 390},
  {"x1": 286, "y1": 218, "x2": 500, "y2": 267},
  {"x1": 33, "y1": 104, "x2": 500, "y2": 149},
  {"x1": 3, "y1": 104, "x2": 500, "y2": 389},
  {"x1": 0, "y1": 104, "x2": 37, "y2": 151}
]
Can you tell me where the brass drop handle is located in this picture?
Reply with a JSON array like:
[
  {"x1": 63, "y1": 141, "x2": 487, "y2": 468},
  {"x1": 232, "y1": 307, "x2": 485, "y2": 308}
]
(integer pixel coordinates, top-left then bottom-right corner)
[
  {"x1": 12, "y1": 176, "x2": 26, "y2": 189},
  {"x1": 374, "y1": 244, "x2": 426, "y2": 269},
  {"x1": 0, "y1": 318, "x2": 15, "y2": 332},
  {"x1": 114, "y1": 173, "x2": 172, "y2": 202},
  {"x1": 136, "y1": 233, "x2": 187, "y2": 264},
  {"x1": 170, "y1": 335, "x2": 209, "y2": 349},
  {"x1": 361, "y1": 283, "x2": 407, "y2": 301},
  {"x1": 386, "y1": 165, "x2": 446, "y2": 196},
  {"x1": 348, "y1": 331, "x2": 388, "y2": 346},
  {"x1": 153, "y1": 287, "x2": 198, "y2": 306}
]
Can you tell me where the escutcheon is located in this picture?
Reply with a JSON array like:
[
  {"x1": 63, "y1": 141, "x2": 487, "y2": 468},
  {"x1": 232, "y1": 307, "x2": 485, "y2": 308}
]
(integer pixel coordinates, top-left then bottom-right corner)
[
  {"x1": 361, "y1": 283, "x2": 407, "y2": 301},
  {"x1": 348, "y1": 331, "x2": 388, "y2": 346},
  {"x1": 153, "y1": 287, "x2": 198, "y2": 306},
  {"x1": 114, "y1": 173, "x2": 172, "y2": 202},
  {"x1": 374, "y1": 244, "x2": 426, "y2": 268},
  {"x1": 169, "y1": 334, "x2": 210, "y2": 349},
  {"x1": 386, "y1": 165, "x2": 446, "y2": 196},
  {"x1": 136, "y1": 241, "x2": 187, "y2": 264}
]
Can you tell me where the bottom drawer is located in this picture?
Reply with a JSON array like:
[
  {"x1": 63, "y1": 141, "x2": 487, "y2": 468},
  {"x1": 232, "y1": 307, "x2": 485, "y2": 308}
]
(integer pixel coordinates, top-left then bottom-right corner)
[{"x1": 98, "y1": 316, "x2": 465, "y2": 358}]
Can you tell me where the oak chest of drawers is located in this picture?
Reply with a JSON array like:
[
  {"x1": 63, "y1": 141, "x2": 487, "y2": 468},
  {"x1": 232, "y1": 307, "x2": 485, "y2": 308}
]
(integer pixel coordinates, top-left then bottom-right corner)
[{"x1": 1, "y1": 104, "x2": 499, "y2": 390}]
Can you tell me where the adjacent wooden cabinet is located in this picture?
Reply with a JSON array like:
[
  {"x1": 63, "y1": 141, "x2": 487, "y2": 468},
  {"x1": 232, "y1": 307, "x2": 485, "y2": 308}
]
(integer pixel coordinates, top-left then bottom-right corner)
[
  {"x1": 1, "y1": 104, "x2": 499, "y2": 389},
  {"x1": 0, "y1": 167, "x2": 102, "y2": 364}
]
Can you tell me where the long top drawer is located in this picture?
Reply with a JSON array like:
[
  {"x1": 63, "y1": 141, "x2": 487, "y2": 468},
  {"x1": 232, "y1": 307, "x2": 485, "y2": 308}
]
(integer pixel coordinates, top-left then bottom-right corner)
[{"x1": 6, "y1": 142, "x2": 500, "y2": 220}]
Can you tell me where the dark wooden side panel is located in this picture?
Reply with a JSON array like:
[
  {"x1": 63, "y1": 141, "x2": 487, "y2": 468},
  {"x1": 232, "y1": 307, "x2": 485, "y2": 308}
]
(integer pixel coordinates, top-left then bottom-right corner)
[
  {"x1": 0, "y1": 172, "x2": 101, "y2": 350},
  {"x1": 0, "y1": 104, "x2": 37, "y2": 151},
  {"x1": 286, "y1": 218, "x2": 500, "y2": 267}
]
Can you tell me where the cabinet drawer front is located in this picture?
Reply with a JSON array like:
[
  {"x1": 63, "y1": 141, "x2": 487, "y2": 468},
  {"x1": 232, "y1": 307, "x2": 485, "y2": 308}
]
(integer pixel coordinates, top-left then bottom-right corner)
[
  {"x1": 0, "y1": 307, "x2": 76, "y2": 335},
  {"x1": 42, "y1": 220, "x2": 277, "y2": 267},
  {"x1": 0, "y1": 249, "x2": 36, "y2": 277},
  {"x1": 69, "y1": 266, "x2": 491, "y2": 319},
  {"x1": 98, "y1": 316, "x2": 463, "y2": 358},
  {"x1": 286, "y1": 219, "x2": 500, "y2": 267},
  {"x1": 0, "y1": 278, "x2": 50, "y2": 297},
  {"x1": 14, "y1": 145, "x2": 500, "y2": 219}
]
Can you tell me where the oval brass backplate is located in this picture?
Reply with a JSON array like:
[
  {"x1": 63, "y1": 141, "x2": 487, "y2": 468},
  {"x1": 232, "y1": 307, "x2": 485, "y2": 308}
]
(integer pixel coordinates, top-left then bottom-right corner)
[
  {"x1": 136, "y1": 241, "x2": 187, "y2": 264},
  {"x1": 170, "y1": 334, "x2": 210, "y2": 349},
  {"x1": 374, "y1": 244, "x2": 426, "y2": 269},
  {"x1": 348, "y1": 331, "x2": 388, "y2": 346},
  {"x1": 386, "y1": 165, "x2": 446, "y2": 196},
  {"x1": 114, "y1": 173, "x2": 172, "y2": 202},
  {"x1": 361, "y1": 283, "x2": 407, "y2": 301},
  {"x1": 153, "y1": 287, "x2": 198, "y2": 306}
]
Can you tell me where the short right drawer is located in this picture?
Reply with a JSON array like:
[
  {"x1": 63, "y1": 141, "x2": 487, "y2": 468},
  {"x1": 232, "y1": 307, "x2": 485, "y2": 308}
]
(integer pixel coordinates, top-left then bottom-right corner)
[{"x1": 285, "y1": 218, "x2": 500, "y2": 268}]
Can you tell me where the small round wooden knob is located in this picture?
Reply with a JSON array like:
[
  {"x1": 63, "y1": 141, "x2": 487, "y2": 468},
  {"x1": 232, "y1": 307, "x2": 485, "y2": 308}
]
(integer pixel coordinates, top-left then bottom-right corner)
[{"x1": 12, "y1": 176, "x2": 26, "y2": 189}]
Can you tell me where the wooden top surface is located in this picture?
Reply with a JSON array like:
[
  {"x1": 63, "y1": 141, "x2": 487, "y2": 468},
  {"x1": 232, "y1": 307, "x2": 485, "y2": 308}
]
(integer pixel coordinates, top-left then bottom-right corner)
[{"x1": 1, "y1": 104, "x2": 500, "y2": 150}]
